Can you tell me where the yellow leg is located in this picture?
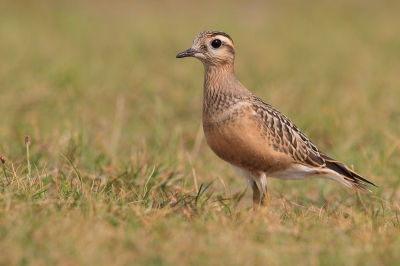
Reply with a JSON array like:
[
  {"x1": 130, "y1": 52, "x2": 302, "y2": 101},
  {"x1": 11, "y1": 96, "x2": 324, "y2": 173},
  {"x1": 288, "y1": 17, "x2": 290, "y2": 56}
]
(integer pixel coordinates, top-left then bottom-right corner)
[
  {"x1": 252, "y1": 182, "x2": 270, "y2": 209},
  {"x1": 261, "y1": 189, "x2": 270, "y2": 206},
  {"x1": 252, "y1": 181, "x2": 262, "y2": 206}
]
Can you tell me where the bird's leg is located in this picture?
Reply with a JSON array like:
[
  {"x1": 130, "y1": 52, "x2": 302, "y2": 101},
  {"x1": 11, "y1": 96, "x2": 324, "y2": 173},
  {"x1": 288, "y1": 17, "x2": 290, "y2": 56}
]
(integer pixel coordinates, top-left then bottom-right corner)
[
  {"x1": 260, "y1": 184, "x2": 270, "y2": 206},
  {"x1": 252, "y1": 182, "x2": 270, "y2": 210},
  {"x1": 252, "y1": 181, "x2": 262, "y2": 207}
]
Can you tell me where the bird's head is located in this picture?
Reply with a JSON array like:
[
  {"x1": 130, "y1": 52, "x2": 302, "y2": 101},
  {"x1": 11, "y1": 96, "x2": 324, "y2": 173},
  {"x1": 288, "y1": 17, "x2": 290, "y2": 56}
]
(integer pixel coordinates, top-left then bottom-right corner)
[{"x1": 176, "y1": 31, "x2": 235, "y2": 67}]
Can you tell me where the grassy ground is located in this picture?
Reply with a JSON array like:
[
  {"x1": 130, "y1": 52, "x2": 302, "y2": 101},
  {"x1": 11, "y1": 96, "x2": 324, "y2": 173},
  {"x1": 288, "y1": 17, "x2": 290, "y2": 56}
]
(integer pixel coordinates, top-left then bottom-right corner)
[{"x1": 1, "y1": 0, "x2": 400, "y2": 265}]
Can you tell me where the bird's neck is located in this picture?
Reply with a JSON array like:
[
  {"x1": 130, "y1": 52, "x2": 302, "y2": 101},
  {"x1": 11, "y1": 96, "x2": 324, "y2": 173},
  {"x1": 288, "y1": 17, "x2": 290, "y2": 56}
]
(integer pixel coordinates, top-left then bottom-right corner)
[
  {"x1": 203, "y1": 64, "x2": 247, "y2": 97},
  {"x1": 202, "y1": 64, "x2": 250, "y2": 116}
]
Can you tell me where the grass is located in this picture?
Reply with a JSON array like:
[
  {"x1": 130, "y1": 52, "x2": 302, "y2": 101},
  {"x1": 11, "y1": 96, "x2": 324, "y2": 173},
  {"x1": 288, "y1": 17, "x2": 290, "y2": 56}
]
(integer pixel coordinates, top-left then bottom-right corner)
[{"x1": 0, "y1": 0, "x2": 400, "y2": 265}]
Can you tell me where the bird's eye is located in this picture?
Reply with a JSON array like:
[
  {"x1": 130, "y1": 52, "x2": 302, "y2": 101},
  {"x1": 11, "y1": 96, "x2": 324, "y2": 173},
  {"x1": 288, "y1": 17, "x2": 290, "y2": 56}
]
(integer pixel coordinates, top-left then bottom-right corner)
[{"x1": 211, "y1": 39, "x2": 222, "y2": 48}]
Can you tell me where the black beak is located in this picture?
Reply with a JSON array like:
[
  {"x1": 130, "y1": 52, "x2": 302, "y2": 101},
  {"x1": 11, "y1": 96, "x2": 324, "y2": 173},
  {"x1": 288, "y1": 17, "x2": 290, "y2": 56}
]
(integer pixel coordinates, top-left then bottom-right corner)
[{"x1": 176, "y1": 48, "x2": 198, "y2": 58}]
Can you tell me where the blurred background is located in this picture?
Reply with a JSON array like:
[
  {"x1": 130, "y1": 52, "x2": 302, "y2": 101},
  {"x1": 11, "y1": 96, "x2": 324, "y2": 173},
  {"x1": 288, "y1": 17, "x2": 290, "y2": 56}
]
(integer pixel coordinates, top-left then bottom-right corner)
[
  {"x1": 1, "y1": 0, "x2": 399, "y2": 203},
  {"x1": 1, "y1": 0, "x2": 400, "y2": 265}
]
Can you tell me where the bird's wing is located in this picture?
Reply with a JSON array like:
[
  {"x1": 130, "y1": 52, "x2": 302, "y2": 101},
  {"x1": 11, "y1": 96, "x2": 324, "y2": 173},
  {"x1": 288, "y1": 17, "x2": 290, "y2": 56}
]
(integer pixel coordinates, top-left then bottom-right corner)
[
  {"x1": 251, "y1": 95, "x2": 376, "y2": 190},
  {"x1": 251, "y1": 95, "x2": 324, "y2": 167}
]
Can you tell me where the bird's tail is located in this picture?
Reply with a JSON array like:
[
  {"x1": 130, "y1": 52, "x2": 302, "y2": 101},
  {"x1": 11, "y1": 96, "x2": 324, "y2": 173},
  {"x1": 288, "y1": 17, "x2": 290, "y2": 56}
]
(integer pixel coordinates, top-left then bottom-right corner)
[{"x1": 320, "y1": 152, "x2": 377, "y2": 192}]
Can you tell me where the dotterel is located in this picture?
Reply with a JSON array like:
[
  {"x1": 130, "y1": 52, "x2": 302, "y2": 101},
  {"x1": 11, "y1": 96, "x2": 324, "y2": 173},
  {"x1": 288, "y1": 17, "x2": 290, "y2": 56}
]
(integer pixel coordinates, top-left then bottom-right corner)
[{"x1": 176, "y1": 30, "x2": 376, "y2": 208}]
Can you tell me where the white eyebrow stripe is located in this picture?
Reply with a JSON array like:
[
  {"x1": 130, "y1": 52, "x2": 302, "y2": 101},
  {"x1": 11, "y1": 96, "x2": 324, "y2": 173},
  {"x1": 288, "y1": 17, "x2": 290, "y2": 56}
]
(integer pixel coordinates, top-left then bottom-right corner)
[{"x1": 217, "y1": 36, "x2": 234, "y2": 47}]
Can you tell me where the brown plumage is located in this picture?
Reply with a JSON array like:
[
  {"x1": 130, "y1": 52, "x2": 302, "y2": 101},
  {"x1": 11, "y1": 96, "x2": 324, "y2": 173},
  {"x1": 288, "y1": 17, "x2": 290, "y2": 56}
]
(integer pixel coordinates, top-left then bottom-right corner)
[{"x1": 176, "y1": 30, "x2": 376, "y2": 207}]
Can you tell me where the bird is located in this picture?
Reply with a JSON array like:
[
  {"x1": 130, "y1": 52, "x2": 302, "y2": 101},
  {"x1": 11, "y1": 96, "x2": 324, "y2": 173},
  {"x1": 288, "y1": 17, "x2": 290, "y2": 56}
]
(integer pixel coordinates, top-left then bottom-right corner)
[{"x1": 176, "y1": 30, "x2": 376, "y2": 208}]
